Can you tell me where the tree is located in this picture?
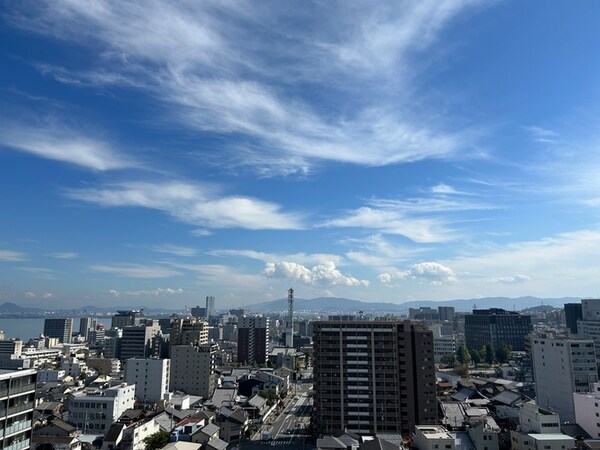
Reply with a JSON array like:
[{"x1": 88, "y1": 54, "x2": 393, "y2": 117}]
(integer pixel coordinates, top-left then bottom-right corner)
[
  {"x1": 441, "y1": 353, "x2": 455, "y2": 367},
  {"x1": 496, "y1": 344, "x2": 512, "y2": 363},
  {"x1": 470, "y1": 349, "x2": 481, "y2": 365},
  {"x1": 456, "y1": 345, "x2": 470, "y2": 365},
  {"x1": 485, "y1": 344, "x2": 495, "y2": 365},
  {"x1": 144, "y1": 431, "x2": 170, "y2": 450}
]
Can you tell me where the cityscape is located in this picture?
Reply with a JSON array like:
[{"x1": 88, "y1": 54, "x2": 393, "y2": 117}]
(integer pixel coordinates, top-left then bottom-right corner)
[{"x1": 2, "y1": 2, "x2": 600, "y2": 450}]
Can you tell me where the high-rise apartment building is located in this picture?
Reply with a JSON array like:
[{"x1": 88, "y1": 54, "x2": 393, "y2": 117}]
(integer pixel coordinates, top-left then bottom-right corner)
[
  {"x1": 438, "y1": 306, "x2": 455, "y2": 322},
  {"x1": 531, "y1": 334, "x2": 597, "y2": 423},
  {"x1": 79, "y1": 317, "x2": 97, "y2": 341},
  {"x1": 125, "y1": 358, "x2": 170, "y2": 403},
  {"x1": 120, "y1": 321, "x2": 161, "y2": 360},
  {"x1": 0, "y1": 368, "x2": 37, "y2": 450},
  {"x1": 111, "y1": 310, "x2": 145, "y2": 329},
  {"x1": 237, "y1": 315, "x2": 269, "y2": 365},
  {"x1": 170, "y1": 343, "x2": 217, "y2": 398},
  {"x1": 313, "y1": 320, "x2": 437, "y2": 436},
  {"x1": 564, "y1": 303, "x2": 583, "y2": 335},
  {"x1": 206, "y1": 296, "x2": 216, "y2": 321},
  {"x1": 169, "y1": 317, "x2": 209, "y2": 346},
  {"x1": 43, "y1": 318, "x2": 73, "y2": 344},
  {"x1": 574, "y1": 299, "x2": 600, "y2": 357},
  {"x1": 190, "y1": 306, "x2": 207, "y2": 319},
  {"x1": 465, "y1": 308, "x2": 532, "y2": 351}
]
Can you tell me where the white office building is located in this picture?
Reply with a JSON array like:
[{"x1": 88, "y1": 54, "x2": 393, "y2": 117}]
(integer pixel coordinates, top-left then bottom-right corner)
[
  {"x1": 68, "y1": 383, "x2": 136, "y2": 433},
  {"x1": 531, "y1": 335, "x2": 597, "y2": 423},
  {"x1": 574, "y1": 382, "x2": 600, "y2": 438},
  {"x1": 125, "y1": 358, "x2": 170, "y2": 403}
]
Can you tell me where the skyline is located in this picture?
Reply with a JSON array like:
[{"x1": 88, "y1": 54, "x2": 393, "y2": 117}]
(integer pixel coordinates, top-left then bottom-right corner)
[{"x1": 2, "y1": 1, "x2": 600, "y2": 308}]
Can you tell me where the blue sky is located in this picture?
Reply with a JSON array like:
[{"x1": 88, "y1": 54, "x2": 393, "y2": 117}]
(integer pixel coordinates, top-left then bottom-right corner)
[{"x1": 2, "y1": 0, "x2": 600, "y2": 309}]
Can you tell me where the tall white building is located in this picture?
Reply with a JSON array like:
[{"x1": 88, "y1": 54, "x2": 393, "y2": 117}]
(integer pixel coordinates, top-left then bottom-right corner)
[
  {"x1": 125, "y1": 358, "x2": 170, "y2": 403},
  {"x1": 531, "y1": 335, "x2": 597, "y2": 423},
  {"x1": 574, "y1": 382, "x2": 600, "y2": 438},
  {"x1": 206, "y1": 296, "x2": 216, "y2": 321},
  {"x1": 68, "y1": 383, "x2": 136, "y2": 433},
  {"x1": 170, "y1": 344, "x2": 216, "y2": 399}
]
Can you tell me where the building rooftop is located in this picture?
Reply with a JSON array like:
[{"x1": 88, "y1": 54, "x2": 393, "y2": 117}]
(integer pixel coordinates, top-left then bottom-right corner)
[
  {"x1": 416, "y1": 426, "x2": 454, "y2": 439},
  {"x1": 528, "y1": 434, "x2": 575, "y2": 441}
]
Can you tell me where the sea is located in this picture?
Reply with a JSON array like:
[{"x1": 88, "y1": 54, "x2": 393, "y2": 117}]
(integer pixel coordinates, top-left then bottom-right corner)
[{"x1": 0, "y1": 317, "x2": 112, "y2": 341}]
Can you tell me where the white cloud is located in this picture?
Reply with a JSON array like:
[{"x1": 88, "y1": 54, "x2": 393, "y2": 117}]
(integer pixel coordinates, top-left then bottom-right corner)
[
  {"x1": 190, "y1": 229, "x2": 212, "y2": 237},
  {"x1": 153, "y1": 244, "x2": 197, "y2": 257},
  {"x1": 43, "y1": 292, "x2": 54, "y2": 299},
  {"x1": 47, "y1": 252, "x2": 78, "y2": 259},
  {"x1": 209, "y1": 249, "x2": 342, "y2": 266},
  {"x1": 9, "y1": 1, "x2": 486, "y2": 174},
  {"x1": 66, "y1": 181, "x2": 304, "y2": 230},
  {"x1": 24, "y1": 291, "x2": 36, "y2": 299},
  {"x1": 123, "y1": 288, "x2": 184, "y2": 296},
  {"x1": 0, "y1": 249, "x2": 27, "y2": 262},
  {"x1": 524, "y1": 126, "x2": 560, "y2": 144},
  {"x1": 90, "y1": 264, "x2": 183, "y2": 279},
  {"x1": 491, "y1": 274, "x2": 531, "y2": 284},
  {"x1": 263, "y1": 261, "x2": 369, "y2": 288},
  {"x1": 379, "y1": 261, "x2": 457, "y2": 285},
  {"x1": 0, "y1": 123, "x2": 136, "y2": 171},
  {"x1": 109, "y1": 289, "x2": 121, "y2": 297}
]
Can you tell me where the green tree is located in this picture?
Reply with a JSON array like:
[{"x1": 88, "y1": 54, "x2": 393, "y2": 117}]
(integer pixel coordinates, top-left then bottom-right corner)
[
  {"x1": 144, "y1": 431, "x2": 170, "y2": 450},
  {"x1": 456, "y1": 345, "x2": 470, "y2": 365},
  {"x1": 470, "y1": 349, "x2": 481, "y2": 365},
  {"x1": 441, "y1": 353, "x2": 455, "y2": 367},
  {"x1": 495, "y1": 343, "x2": 512, "y2": 363},
  {"x1": 485, "y1": 344, "x2": 495, "y2": 365}
]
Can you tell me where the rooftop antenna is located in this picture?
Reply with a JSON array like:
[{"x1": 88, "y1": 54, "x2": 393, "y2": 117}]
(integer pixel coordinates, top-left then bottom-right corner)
[{"x1": 286, "y1": 288, "x2": 294, "y2": 349}]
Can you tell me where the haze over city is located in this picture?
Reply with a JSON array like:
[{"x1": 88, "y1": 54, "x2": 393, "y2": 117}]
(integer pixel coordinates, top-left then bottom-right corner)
[{"x1": 2, "y1": 1, "x2": 600, "y2": 309}]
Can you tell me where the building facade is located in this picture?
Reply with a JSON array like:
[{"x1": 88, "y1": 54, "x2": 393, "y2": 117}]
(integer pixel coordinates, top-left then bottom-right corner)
[
  {"x1": 531, "y1": 335, "x2": 597, "y2": 423},
  {"x1": 313, "y1": 320, "x2": 437, "y2": 436},
  {"x1": 465, "y1": 309, "x2": 532, "y2": 351},
  {"x1": 43, "y1": 318, "x2": 73, "y2": 344},
  {"x1": 0, "y1": 368, "x2": 37, "y2": 450},
  {"x1": 564, "y1": 303, "x2": 582, "y2": 335},
  {"x1": 237, "y1": 316, "x2": 269, "y2": 365},
  {"x1": 206, "y1": 296, "x2": 216, "y2": 321},
  {"x1": 170, "y1": 344, "x2": 217, "y2": 398},
  {"x1": 125, "y1": 358, "x2": 170, "y2": 403},
  {"x1": 120, "y1": 321, "x2": 161, "y2": 361}
]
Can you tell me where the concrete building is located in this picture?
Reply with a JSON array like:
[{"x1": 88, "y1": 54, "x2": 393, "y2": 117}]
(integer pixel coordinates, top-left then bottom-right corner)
[
  {"x1": 0, "y1": 339, "x2": 23, "y2": 357},
  {"x1": 43, "y1": 318, "x2": 73, "y2": 344},
  {"x1": 574, "y1": 382, "x2": 600, "y2": 438},
  {"x1": 582, "y1": 299, "x2": 600, "y2": 321},
  {"x1": 79, "y1": 317, "x2": 97, "y2": 341},
  {"x1": 313, "y1": 320, "x2": 437, "y2": 436},
  {"x1": 111, "y1": 310, "x2": 145, "y2": 329},
  {"x1": 0, "y1": 368, "x2": 37, "y2": 450},
  {"x1": 438, "y1": 306, "x2": 456, "y2": 322},
  {"x1": 68, "y1": 383, "x2": 136, "y2": 433},
  {"x1": 191, "y1": 306, "x2": 207, "y2": 319},
  {"x1": 120, "y1": 321, "x2": 161, "y2": 360},
  {"x1": 509, "y1": 402, "x2": 572, "y2": 450},
  {"x1": 169, "y1": 317, "x2": 209, "y2": 347},
  {"x1": 237, "y1": 316, "x2": 269, "y2": 365},
  {"x1": 170, "y1": 344, "x2": 217, "y2": 399},
  {"x1": 531, "y1": 335, "x2": 597, "y2": 423},
  {"x1": 125, "y1": 358, "x2": 170, "y2": 403},
  {"x1": 465, "y1": 309, "x2": 532, "y2": 351},
  {"x1": 413, "y1": 425, "x2": 455, "y2": 450}
]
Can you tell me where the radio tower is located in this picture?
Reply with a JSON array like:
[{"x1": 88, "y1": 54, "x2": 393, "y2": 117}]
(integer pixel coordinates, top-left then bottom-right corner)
[{"x1": 286, "y1": 288, "x2": 294, "y2": 348}]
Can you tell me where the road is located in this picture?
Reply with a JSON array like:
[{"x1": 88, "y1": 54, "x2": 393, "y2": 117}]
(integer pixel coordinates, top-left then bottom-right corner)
[{"x1": 250, "y1": 369, "x2": 314, "y2": 447}]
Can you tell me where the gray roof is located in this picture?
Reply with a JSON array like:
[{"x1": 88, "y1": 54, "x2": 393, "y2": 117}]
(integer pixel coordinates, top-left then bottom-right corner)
[
  {"x1": 360, "y1": 437, "x2": 400, "y2": 450},
  {"x1": 248, "y1": 394, "x2": 267, "y2": 409},
  {"x1": 492, "y1": 390, "x2": 523, "y2": 406},
  {"x1": 317, "y1": 436, "x2": 347, "y2": 449},
  {"x1": 206, "y1": 437, "x2": 228, "y2": 450},
  {"x1": 199, "y1": 423, "x2": 220, "y2": 437}
]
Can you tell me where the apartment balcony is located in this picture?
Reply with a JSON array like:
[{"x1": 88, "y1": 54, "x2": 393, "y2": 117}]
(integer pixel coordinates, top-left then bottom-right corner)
[
  {"x1": 4, "y1": 420, "x2": 31, "y2": 437},
  {"x1": 4, "y1": 438, "x2": 30, "y2": 450},
  {"x1": 7, "y1": 403, "x2": 34, "y2": 416},
  {"x1": 8, "y1": 384, "x2": 36, "y2": 395}
]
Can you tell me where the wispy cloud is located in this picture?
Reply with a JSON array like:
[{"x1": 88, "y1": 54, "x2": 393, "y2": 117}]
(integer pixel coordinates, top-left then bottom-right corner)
[
  {"x1": 0, "y1": 249, "x2": 27, "y2": 262},
  {"x1": 524, "y1": 126, "x2": 560, "y2": 144},
  {"x1": 8, "y1": 0, "x2": 488, "y2": 175},
  {"x1": 109, "y1": 287, "x2": 184, "y2": 296},
  {"x1": 47, "y1": 252, "x2": 78, "y2": 259},
  {"x1": 66, "y1": 181, "x2": 304, "y2": 230},
  {"x1": 263, "y1": 261, "x2": 369, "y2": 288},
  {"x1": 0, "y1": 122, "x2": 137, "y2": 171},
  {"x1": 90, "y1": 263, "x2": 183, "y2": 279},
  {"x1": 209, "y1": 249, "x2": 343, "y2": 266},
  {"x1": 153, "y1": 244, "x2": 197, "y2": 257},
  {"x1": 24, "y1": 291, "x2": 36, "y2": 299},
  {"x1": 491, "y1": 274, "x2": 531, "y2": 284}
]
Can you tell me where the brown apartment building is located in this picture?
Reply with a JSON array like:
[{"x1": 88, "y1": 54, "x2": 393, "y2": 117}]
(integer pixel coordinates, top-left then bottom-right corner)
[{"x1": 313, "y1": 320, "x2": 437, "y2": 436}]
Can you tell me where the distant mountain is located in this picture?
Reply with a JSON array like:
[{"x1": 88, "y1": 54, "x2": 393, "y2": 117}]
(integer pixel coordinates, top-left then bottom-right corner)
[
  {"x1": 0, "y1": 302, "x2": 43, "y2": 313},
  {"x1": 244, "y1": 296, "x2": 579, "y2": 314}
]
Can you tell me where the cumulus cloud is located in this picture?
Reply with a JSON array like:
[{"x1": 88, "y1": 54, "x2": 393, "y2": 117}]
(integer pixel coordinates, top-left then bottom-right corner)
[
  {"x1": 262, "y1": 261, "x2": 369, "y2": 288},
  {"x1": 0, "y1": 249, "x2": 27, "y2": 262},
  {"x1": 24, "y1": 291, "x2": 36, "y2": 298},
  {"x1": 109, "y1": 289, "x2": 121, "y2": 297},
  {"x1": 491, "y1": 274, "x2": 531, "y2": 284},
  {"x1": 43, "y1": 292, "x2": 54, "y2": 299},
  {"x1": 124, "y1": 288, "x2": 184, "y2": 296},
  {"x1": 379, "y1": 262, "x2": 457, "y2": 285},
  {"x1": 67, "y1": 181, "x2": 303, "y2": 231}
]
